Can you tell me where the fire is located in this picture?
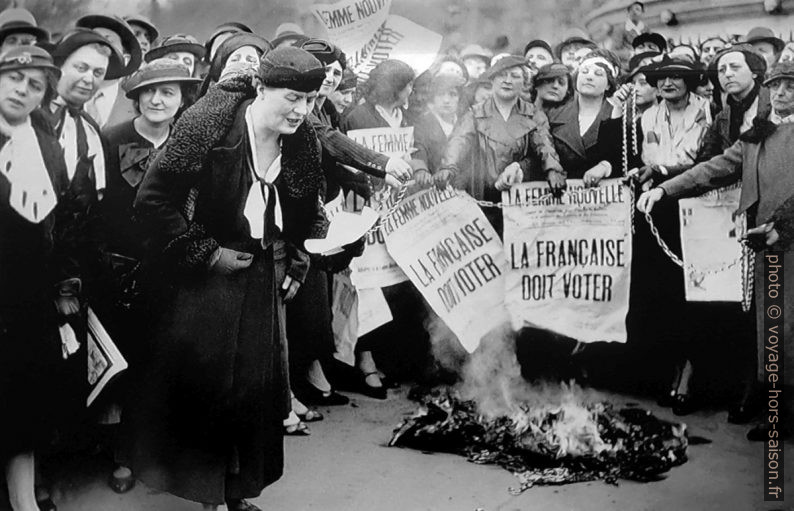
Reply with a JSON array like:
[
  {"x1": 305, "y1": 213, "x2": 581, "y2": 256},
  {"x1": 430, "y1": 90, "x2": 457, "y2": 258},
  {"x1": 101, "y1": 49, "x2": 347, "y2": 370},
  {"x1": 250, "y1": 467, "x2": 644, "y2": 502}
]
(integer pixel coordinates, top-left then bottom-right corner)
[{"x1": 391, "y1": 327, "x2": 689, "y2": 492}]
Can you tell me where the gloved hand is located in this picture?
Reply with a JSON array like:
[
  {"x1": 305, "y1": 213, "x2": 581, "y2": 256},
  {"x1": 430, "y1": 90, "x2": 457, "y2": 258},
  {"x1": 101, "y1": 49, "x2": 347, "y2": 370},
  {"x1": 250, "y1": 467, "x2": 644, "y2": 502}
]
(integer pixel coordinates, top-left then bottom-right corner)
[
  {"x1": 211, "y1": 247, "x2": 254, "y2": 275},
  {"x1": 547, "y1": 169, "x2": 567, "y2": 197}
]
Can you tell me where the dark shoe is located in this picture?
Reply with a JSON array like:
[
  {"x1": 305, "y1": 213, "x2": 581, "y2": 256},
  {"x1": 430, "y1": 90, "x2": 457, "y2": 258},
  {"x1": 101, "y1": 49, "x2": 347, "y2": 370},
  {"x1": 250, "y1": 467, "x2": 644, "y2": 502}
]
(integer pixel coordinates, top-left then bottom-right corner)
[
  {"x1": 657, "y1": 390, "x2": 676, "y2": 408},
  {"x1": 728, "y1": 402, "x2": 759, "y2": 424},
  {"x1": 358, "y1": 372, "x2": 387, "y2": 400},
  {"x1": 297, "y1": 408, "x2": 324, "y2": 422},
  {"x1": 227, "y1": 499, "x2": 263, "y2": 511},
  {"x1": 108, "y1": 470, "x2": 136, "y2": 494},
  {"x1": 672, "y1": 393, "x2": 696, "y2": 416},
  {"x1": 746, "y1": 423, "x2": 771, "y2": 441},
  {"x1": 36, "y1": 498, "x2": 57, "y2": 511},
  {"x1": 298, "y1": 384, "x2": 350, "y2": 406}
]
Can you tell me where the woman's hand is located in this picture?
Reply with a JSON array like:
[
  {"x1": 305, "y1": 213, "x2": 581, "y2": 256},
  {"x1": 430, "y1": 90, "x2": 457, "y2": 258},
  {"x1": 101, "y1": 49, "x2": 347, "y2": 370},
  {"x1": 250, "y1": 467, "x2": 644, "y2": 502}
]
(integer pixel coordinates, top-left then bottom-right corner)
[
  {"x1": 413, "y1": 169, "x2": 433, "y2": 189},
  {"x1": 54, "y1": 296, "x2": 80, "y2": 316},
  {"x1": 211, "y1": 247, "x2": 254, "y2": 275},
  {"x1": 434, "y1": 169, "x2": 454, "y2": 190},
  {"x1": 608, "y1": 83, "x2": 633, "y2": 118},
  {"x1": 582, "y1": 161, "x2": 611, "y2": 188},
  {"x1": 281, "y1": 275, "x2": 301, "y2": 302},
  {"x1": 743, "y1": 222, "x2": 779, "y2": 251},
  {"x1": 385, "y1": 158, "x2": 412, "y2": 181},
  {"x1": 494, "y1": 162, "x2": 524, "y2": 191},
  {"x1": 637, "y1": 188, "x2": 665, "y2": 213},
  {"x1": 627, "y1": 165, "x2": 660, "y2": 185}
]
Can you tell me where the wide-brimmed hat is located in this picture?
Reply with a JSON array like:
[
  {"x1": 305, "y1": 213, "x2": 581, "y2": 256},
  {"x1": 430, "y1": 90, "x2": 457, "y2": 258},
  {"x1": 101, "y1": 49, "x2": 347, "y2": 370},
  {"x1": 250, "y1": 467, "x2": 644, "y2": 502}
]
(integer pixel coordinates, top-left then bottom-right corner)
[
  {"x1": 52, "y1": 28, "x2": 125, "y2": 80},
  {"x1": 124, "y1": 58, "x2": 201, "y2": 98},
  {"x1": 0, "y1": 8, "x2": 48, "y2": 44},
  {"x1": 484, "y1": 54, "x2": 527, "y2": 80},
  {"x1": 554, "y1": 36, "x2": 596, "y2": 60},
  {"x1": 763, "y1": 60, "x2": 794, "y2": 86},
  {"x1": 0, "y1": 45, "x2": 60, "y2": 78},
  {"x1": 258, "y1": 46, "x2": 325, "y2": 93},
  {"x1": 146, "y1": 33, "x2": 206, "y2": 63},
  {"x1": 204, "y1": 21, "x2": 252, "y2": 62},
  {"x1": 460, "y1": 44, "x2": 493, "y2": 64},
  {"x1": 76, "y1": 14, "x2": 142, "y2": 76},
  {"x1": 623, "y1": 50, "x2": 662, "y2": 81},
  {"x1": 643, "y1": 55, "x2": 702, "y2": 88},
  {"x1": 124, "y1": 14, "x2": 159, "y2": 44},
  {"x1": 744, "y1": 26, "x2": 784, "y2": 54},
  {"x1": 272, "y1": 23, "x2": 307, "y2": 49},
  {"x1": 206, "y1": 32, "x2": 270, "y2": 83},
  {"x1": 632, "y1": 32, "x2": 667, "y2": 52}
]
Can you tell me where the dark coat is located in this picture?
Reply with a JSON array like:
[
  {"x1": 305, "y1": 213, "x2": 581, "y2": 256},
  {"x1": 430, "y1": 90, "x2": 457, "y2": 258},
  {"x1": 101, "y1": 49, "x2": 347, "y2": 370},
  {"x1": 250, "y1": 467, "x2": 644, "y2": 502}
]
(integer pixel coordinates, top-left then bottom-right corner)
[
  {"x1": 546, "y1": 97, "x2": 622, "y2": 180},
  {"x1": 125, "y1": 80, "x2": 327, "y2": 504},
  {"x1": 413, "y1": 110, "x2": 451, "y2": 174},
  {"x1": 0, "y1": 110, "x2": 73, "y2": 457},
  {"x1": 660, "y1": 119, "x2": 794, "y2": 386},
  {"x1": 439, "y1": 97, "x2": 562, "y2": 199},
  {"x1": 696, "y1": 86, "x2": 770, "y2": 162}
]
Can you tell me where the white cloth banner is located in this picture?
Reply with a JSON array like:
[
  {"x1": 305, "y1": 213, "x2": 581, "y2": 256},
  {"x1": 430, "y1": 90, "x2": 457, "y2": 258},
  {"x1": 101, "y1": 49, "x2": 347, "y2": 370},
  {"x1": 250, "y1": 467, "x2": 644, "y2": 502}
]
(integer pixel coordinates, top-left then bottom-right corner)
[
  {"x1": 383, "y1": 188, "x2": 508, "y2": 352},
  {"x1": 679, "y1": 184, "x2": 742, "y2": 302},
  {"x1": 502, "y1": 180, "x2": 633, "y2": 343},
  {"x1": 344, "y1": 127, "x2": 414, "y2": 289},
  {"x1": 311, "y1": 0, "x2": 441, "y2": 80}
]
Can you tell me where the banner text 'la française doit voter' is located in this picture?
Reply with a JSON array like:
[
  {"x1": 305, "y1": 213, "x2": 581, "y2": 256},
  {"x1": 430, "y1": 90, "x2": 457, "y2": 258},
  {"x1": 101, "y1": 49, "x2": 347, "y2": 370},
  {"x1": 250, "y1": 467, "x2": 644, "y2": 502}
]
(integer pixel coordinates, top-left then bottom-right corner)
[
  {"x1": 502, "y1": 179, "x2": 633, "y2": 343},
  {"x1": 383, "y1": 188, "x2": 509, "y2": 352}
]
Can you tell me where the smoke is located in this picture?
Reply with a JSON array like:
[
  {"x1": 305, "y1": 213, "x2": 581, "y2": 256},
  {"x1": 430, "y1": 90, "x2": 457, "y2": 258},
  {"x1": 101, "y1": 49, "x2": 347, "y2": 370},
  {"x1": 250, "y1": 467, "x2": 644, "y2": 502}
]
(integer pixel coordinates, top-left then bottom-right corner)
[{"x1": 423, "y1": 314, "x2": 603, "y2": 421}]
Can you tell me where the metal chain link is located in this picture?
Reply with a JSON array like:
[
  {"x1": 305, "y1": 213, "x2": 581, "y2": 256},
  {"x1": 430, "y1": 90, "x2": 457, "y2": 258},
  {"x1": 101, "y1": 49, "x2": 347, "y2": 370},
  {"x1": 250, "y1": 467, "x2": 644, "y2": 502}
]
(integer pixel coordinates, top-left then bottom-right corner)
[{"x1": 364, "y1": 176, "x2": 410, "y2": 235}]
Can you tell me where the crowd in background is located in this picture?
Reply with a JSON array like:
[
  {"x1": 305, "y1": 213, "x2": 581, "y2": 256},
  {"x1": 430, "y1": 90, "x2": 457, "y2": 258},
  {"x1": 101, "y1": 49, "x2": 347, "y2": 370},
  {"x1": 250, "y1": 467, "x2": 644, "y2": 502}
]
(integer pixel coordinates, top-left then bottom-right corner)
[{"x1": 0, "y1": 1, "x2": 792, "y2": 509}]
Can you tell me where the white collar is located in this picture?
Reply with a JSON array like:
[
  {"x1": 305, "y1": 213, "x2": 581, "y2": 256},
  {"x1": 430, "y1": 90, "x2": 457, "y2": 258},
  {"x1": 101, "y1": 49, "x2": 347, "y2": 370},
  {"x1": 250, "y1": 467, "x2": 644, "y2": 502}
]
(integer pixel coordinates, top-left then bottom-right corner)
[
  {"x1": 431, "y1": 111, "x2": 456, "y2": 137},
  {"x1": 375, "y1": 104, "x2": 403, "y2": 128},
  {"x1": 625, "y1": 19, "x2": 645, "y2": 33},
  {"x1": 770, "y1": 110, "x2": 794, "y2": 125}
]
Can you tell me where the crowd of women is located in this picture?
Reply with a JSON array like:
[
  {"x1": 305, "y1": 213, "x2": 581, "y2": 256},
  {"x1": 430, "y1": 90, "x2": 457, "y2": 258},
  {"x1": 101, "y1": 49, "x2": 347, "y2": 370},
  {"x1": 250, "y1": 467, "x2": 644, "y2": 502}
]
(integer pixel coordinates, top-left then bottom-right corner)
[{"x1": 0, "y1": 1, "x2": 791, "y2": 509}]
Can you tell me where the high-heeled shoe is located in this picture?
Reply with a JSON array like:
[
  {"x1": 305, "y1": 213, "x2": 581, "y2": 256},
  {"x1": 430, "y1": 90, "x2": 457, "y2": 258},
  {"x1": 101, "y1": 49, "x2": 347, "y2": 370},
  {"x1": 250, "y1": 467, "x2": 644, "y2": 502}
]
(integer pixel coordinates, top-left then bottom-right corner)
[
  {"x1": 36, "y1": 498, "x2": 57, "y2": 511},
  {"x1": 672, "y1": 393, "x2": 696, "y2": 416},
  {"x1": 358, "y1": 372, "x2": 387, "y2": 400}
]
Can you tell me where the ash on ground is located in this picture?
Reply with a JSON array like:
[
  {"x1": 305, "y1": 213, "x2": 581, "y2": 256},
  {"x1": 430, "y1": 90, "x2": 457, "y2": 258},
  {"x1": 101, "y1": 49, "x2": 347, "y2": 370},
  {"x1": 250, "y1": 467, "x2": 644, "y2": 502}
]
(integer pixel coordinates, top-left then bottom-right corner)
[{"x1": 390, "y1": 387, "x2": 688, "y2": 495}]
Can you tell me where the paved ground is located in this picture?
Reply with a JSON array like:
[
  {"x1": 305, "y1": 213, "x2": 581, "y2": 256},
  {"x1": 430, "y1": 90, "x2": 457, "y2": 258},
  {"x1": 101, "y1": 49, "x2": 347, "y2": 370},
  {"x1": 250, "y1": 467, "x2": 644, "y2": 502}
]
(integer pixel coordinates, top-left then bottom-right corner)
[{"x1": 19, "y1": 385, "x2": 791, "y2": 511}]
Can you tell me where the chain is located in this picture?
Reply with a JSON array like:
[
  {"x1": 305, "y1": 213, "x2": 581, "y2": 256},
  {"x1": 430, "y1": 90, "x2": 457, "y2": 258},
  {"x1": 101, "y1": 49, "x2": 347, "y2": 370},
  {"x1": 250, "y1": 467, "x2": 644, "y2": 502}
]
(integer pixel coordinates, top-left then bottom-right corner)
[
  {"x1": 622, "y1": 88, "x2": 638, "y2": 234},
  {"x1": 740, "y1": 229, "x2": 755, "y2": 313},
  {"x1": 365, "y1": 176, "x2": 409, "y2": 235}
]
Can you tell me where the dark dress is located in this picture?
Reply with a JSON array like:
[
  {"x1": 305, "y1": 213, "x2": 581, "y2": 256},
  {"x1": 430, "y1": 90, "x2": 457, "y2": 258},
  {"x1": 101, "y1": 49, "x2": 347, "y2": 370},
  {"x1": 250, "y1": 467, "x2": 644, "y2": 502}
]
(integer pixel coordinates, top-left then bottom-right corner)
[
  {"x1": 339, "y1": 102, "x2": 431, "y2": 380},
  {"x1": 126, "y1": 92, "x2": 326, "y2": 504},
  {"x1": 546, "y1": 97, "x2": 622, "y2": 180},
  {"x1": 0, "y1": 112, "x2": 71, "y2": 458}
]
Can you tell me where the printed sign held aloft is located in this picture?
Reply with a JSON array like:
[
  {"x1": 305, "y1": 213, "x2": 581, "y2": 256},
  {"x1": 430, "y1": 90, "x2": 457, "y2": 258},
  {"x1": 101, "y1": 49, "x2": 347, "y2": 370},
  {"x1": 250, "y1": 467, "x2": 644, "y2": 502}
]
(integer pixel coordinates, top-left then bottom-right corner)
[
  {"x1": 311, "y1": 0, "x2": 441, "y2": 80},
  {"x1": 383, "y1": 187, "x2": 509, "y2": 352},
  {"x1": 502, "y1": 180, "x2": 633, "y2": 343}
]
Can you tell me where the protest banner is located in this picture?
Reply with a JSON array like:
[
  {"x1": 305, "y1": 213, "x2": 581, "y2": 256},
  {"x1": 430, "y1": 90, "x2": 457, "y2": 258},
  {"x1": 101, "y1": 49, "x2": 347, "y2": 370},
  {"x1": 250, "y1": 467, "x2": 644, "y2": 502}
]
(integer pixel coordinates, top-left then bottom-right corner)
[
  {"x1": 502, "y1": 179, "x2": 633, "y2": 343},
  {"x1": 311, "y1": 0, "x2": 441, "y2": 80},
  {"x1": 344, "y1": 127, "x2": 414, "y2": 289},
  {"x1": 382, "y1": 187, "x2": 508, "y2": 352},
  {"x1": 679, "y1": 184, "x2": 742, "y2": 302}
]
